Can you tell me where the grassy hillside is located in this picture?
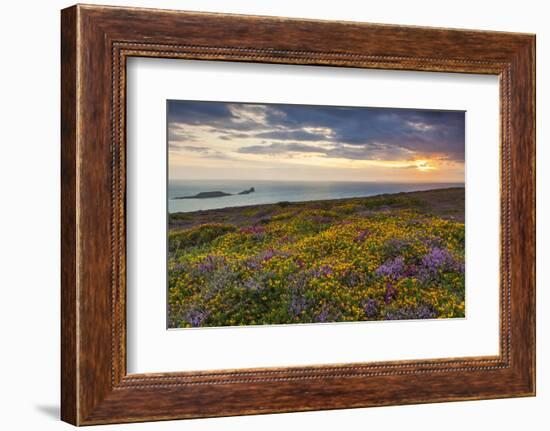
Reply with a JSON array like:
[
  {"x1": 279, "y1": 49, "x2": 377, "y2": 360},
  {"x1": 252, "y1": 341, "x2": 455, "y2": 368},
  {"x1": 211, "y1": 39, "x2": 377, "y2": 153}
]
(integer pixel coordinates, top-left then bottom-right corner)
[{"x1": 168, "y1": 187, "x2": 465, "y2": 328}]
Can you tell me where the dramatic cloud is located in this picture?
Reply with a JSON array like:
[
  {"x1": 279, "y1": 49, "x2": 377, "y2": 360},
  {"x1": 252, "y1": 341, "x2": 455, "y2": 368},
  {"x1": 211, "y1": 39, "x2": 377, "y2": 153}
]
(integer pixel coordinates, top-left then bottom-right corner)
[
  {"x1": 167, "y1": 100, "x2": 465, "y2": 182},
  {"x1": 168, "y1": 101, "x2": 465, "y2": 164},
  {"x1": 238, "y1": 141, "x2": 413, "y2": 161}
]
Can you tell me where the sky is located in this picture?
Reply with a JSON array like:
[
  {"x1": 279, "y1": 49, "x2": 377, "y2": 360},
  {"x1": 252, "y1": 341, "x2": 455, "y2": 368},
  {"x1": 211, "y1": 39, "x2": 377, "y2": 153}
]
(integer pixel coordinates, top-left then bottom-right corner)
[{"x1": 167, "y1": 100, "x2": 465, "y2": 183}]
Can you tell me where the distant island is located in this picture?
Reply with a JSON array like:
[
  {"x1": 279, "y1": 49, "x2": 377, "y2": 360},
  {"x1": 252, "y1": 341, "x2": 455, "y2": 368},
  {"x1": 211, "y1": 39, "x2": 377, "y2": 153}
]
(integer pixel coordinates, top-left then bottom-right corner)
[
  {"x1": 174, "y1": 187, "x2": 255, "y2": 200},
  {"x1": 237, "y1": 187, "x2": 255, "y2": 195}
]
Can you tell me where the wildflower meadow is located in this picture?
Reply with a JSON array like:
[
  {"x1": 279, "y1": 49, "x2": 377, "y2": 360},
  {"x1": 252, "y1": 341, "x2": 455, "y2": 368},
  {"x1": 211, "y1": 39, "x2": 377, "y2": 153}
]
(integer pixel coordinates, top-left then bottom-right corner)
[{"x1": 168, "y1": 188, "x2": 465, "y2": 328}]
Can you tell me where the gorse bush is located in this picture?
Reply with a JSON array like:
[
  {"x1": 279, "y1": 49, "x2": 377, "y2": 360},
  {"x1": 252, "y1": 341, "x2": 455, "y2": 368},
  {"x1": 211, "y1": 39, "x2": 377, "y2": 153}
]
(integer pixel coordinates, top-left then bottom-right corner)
[
  {"x1": 168, "y1": 223, "x2": 237, "y2": 253},
  {"x1": 168, "y1": 197, "x2": 465, "y2": 328},
  {"x1": 362, "y1": 195, "x2": 424, "y2": 210}
]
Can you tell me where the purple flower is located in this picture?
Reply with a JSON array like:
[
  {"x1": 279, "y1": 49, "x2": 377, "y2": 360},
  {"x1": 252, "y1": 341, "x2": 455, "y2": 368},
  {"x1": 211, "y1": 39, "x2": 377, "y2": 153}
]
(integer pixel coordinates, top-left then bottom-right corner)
[
  {"x1": 316, "y1": 306, "x2": 330, "y2": 323},
  {"x1": 403, "y1": 264, "x2": 418, "y2": 277},
  {"x1": 363, "y1": 298, "x2": 379, "y2": 318},
  {"x1": 384, "y1": 238, "x2": 410, "y2": 251},
  {"x1": 244, "y1": 258, "x2": 262, "y2": 271},
  {"x1": 258, "y1": 248, "x2": 289, "y2": 261},
  {"x1": 418, "y1": 247, "x2": 463, "y2": 281},
  {"x1": 244, "y1": 278, "x2": 262, "y2": 291},
  {"x1": 376, "y1": 256, "x2": 405, "y2": 279},
  {"x1": 172, "y1": 262, "x2": 186, "y2": 272},
  {"x1": 311, "y1": 265, "x2": 333, "y2": 278},
  {"x1": 201, "y1": 268, "x2": 236, "y2": 299},
  {"x1": 239, "y1": 225, "x2": 267, "y2": 241},
  {"x1": 345, "y1": 271, "x2": 361, "y2": 286},
  {"x1": 311, "y1": 215, "x2": 334, "y2": 225},
  {"x1": 354, "y1": 229, "x2": 371, "y2": 242},
  {"x1": 197, "y1": 255, "x2": 225, "y2": 273},
  {"x1": 422, "y1": 247, "x2": 451, "y2": 268},
  {"x1": 244, "y1": 249, "x2": 289, "y2": 271},
  {"x1": 288, "y1": 271, "x2": 309, "y2": 291},
  {"x1": 385, "y1": 304, "x2": 438, "y2": 320},
  {"x1": 260, "y1": 249, "x2": 277, "y2": 261},
  {"x1": 289, "y1": 295, "x2": 308, "y2": 317},
  {"x1": 185, "y1": 309, "x2": 209, "y2": 327},
  {"x1": 422, "y1": 236, "x2": 443, "y2": 248},
  {"x1": 240, "y1": 225, "x2": 266, "y2": 236},
  {"x1": 384, "y1": 282, "x2": 398, "y2": 304},
  {"x1": 279, "y1": 235, "x2": 293, "y2": 244}
]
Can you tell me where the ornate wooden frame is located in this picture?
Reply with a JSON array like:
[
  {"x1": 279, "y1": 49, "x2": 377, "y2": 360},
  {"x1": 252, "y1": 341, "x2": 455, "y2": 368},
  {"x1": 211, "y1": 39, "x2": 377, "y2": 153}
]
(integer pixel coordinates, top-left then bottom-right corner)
[{"x1": 61, "y1": 4, "x2": 535, "y2": 425}]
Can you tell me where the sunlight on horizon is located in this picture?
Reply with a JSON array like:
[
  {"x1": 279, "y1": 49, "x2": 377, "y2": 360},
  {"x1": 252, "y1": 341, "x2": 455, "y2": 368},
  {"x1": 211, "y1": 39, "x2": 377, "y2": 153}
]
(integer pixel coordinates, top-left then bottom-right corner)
[{"x1": 167, "y1": 101, "x2": 465, "y2": 183}]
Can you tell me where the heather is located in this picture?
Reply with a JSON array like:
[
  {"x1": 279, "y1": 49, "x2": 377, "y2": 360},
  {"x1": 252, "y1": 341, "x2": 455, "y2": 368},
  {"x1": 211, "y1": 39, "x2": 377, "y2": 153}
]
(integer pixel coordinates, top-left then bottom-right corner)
[{"x1": 168, "y1": 188, "x2": 465, "y2": 328}]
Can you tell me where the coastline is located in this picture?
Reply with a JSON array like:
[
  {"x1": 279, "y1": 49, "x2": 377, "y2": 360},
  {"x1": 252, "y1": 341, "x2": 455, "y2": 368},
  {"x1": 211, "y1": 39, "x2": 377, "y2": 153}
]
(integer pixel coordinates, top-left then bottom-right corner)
[
  {"x1": 168, "y1": 181, "x2": 464, "y2": 214},
  {"x1": 169, "y1": 186, "x2": 465, "y2": 230}
]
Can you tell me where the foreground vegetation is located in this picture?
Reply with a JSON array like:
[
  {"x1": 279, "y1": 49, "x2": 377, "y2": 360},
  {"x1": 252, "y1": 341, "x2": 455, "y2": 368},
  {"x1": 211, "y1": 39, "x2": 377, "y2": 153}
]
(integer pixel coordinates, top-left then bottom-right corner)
[{"x1": 168, "y1": 188, "x2": 465, "y2": 328}]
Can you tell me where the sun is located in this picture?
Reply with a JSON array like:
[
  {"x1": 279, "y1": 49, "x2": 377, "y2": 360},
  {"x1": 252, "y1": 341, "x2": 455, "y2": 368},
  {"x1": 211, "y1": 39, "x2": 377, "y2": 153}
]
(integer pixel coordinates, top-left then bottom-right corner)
[{"x1": 415, "y1": 160, "x2": 436, "y2": 172}]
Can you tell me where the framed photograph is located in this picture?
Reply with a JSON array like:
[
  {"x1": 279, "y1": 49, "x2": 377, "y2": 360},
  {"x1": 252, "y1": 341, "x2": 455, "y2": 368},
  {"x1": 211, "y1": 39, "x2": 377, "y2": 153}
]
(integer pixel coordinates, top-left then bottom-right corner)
[{"x1": 61, "y1": 4, "x2": 535, "y2": 425}]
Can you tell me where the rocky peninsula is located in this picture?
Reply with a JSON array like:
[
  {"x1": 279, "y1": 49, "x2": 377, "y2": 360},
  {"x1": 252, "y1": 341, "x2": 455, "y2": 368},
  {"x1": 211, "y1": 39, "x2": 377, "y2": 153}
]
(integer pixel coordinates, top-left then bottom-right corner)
[{"x1": 174, "y1": 187, "x2": 255, "y2": 200}]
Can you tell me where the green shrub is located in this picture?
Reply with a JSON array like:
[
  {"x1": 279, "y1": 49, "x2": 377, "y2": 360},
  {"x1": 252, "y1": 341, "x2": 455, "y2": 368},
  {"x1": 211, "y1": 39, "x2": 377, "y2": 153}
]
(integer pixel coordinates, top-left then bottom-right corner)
[{"x1": 169, "y1": 223, "x2": 236, "y2": 252}]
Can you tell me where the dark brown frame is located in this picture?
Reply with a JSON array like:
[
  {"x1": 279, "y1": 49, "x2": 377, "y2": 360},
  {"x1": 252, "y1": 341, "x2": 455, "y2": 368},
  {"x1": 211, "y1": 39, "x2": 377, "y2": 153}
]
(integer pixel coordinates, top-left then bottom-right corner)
[{"x1": 61, "y1": 4, "x2": 536, "y2": 426}]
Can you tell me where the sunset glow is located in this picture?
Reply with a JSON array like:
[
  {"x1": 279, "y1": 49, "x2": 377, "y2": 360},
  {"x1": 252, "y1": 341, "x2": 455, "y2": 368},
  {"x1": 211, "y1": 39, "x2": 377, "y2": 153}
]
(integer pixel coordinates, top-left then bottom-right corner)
[{"x1": 167, "y1": 101, "x2": 465, "y2": 183}]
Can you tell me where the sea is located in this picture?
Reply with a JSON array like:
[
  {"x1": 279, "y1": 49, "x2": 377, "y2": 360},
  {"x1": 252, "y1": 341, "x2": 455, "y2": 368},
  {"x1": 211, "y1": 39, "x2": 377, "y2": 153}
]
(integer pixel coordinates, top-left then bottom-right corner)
[{"x1": 168, "y1": 180, "x2": 464, "y2": 214}]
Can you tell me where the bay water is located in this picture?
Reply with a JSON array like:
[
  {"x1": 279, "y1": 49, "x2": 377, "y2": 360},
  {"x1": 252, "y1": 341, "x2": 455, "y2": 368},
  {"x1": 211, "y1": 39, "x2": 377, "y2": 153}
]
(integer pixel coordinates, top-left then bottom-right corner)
[{"x1": 168, "y1": 180, "x2": 463, "y2": 213}]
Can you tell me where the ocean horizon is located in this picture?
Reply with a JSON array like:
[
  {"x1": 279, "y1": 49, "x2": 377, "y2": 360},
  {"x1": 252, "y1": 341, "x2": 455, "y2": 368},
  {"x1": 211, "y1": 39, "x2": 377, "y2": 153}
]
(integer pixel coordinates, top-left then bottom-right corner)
[{"x1": 168, "y1": 179, "x2": 464, "y2": 213}]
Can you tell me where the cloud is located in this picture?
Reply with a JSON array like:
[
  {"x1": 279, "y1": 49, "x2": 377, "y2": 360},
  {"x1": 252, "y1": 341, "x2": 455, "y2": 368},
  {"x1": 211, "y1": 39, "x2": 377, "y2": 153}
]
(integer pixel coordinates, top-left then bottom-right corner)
[
  {"x1": 168, "y1": 127, "x2": 199, "y2": 143},
  {"x1": 168, "y1": 100, "x2": 465, "y2": 163},
  {"x1": 407, "y1": 121, "x2": 434, "y2": 131},
  {"x1": 258, "y1": 105, "x2": 464, "y2": 162},
  {"x1": 253, "y1": 129, "x2": 330, "y2": 142},
  {"x1": 237, "y1": 141, "x2": 414, "y2": 161},
  {"x1": 237, "y1": 142, "x2": 326, "y2": 156},
  {"x1": 326, "y1": 143, "x2": 414, "y2": 161},
  {"x1": 167, "y1": 101, "x2": 264, "y2": 132},
  {"x1": 168, "y1": 101, "x2": 234, "y2": 125},
  {"x1": 178, "y1": 145, "x2": 210, "y2": 153},
  {"x1": 169, "y1": 144, "x2": 232, "y2": 160}
]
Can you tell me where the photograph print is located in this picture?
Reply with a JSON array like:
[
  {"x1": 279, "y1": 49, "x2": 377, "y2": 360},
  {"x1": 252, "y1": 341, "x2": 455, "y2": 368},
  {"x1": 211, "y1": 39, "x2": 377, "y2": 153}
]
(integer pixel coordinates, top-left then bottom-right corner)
[{"x1": 167, "y1": 100, "x2": 465, "y2": 328}]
